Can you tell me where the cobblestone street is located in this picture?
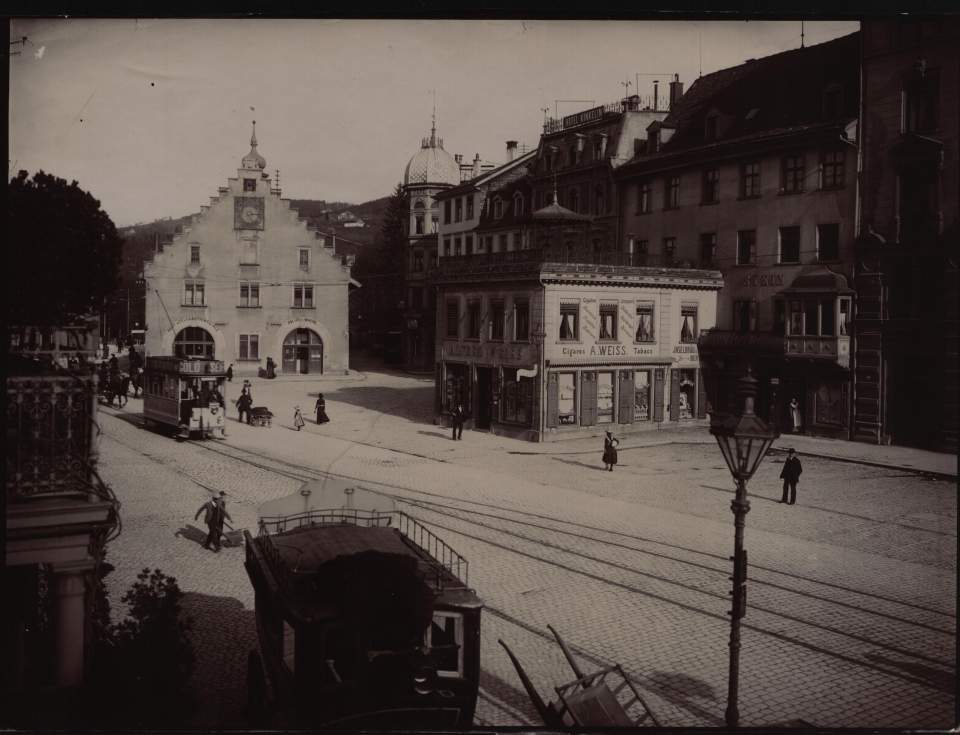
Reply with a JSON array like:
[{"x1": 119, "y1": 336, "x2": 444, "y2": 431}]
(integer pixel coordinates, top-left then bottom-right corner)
[{"x1": 95, "y1": 367, "x2": 956, "y2": 729}]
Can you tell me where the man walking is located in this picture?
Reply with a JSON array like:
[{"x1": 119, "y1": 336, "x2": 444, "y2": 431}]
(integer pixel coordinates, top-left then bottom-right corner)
[
  {"x1": 779, "y1": 448, "x2": 803, "y2": 505},
  {"x1": 451, "y1": 403, "x2": 465, "y2": 441},
  {"x1": 195, "y1": 491, "x2": 232, "y2": 552}
]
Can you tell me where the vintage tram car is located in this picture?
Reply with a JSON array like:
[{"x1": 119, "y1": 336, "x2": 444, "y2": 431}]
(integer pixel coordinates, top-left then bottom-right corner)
[
  {"x1": 142, "y1": 356, "x2": 227, "y2": 440},
  {"x1": 243, "y1": 481, "x2": 483, "y2": 728}
]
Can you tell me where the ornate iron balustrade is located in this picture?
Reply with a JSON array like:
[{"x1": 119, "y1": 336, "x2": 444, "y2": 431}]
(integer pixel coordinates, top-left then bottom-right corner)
[
  {"x1": 6, "y1": 375, "x2": 100, "y2": 501},
  {"x1": 437, "y1": 248, "x2": 707, "y2": 273},
  {"x1": 257, "y1": 508, "x2": 469, "y2": 589}
]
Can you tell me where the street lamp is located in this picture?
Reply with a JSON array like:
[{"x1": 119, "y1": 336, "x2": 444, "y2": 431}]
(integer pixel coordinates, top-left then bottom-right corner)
[{"x1": 709, "y1": 367, "x2": 778, "y2": 728}]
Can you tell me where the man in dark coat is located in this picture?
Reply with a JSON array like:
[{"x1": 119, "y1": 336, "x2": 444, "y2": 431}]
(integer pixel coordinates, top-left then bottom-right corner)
[
  {"x1": 194, "y1": 491, "x2": 232, "y2": 552},
  {"x1": 780, "y1": 449, "x2": 803, "y2": 505},
  {"x1": 236, "y1": 391, "x2": 253, "y2": 424},
  {"x1": 450, "y1": 403, "x2": 465, "y2": 441}
]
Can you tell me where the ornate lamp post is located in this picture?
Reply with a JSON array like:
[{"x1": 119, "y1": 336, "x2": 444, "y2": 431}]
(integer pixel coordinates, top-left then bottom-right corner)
[{"x1": 709, "y1": 368, "x2": 778, "y2": 727}]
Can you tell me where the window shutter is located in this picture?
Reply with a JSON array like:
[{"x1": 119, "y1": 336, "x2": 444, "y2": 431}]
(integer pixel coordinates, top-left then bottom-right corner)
[
  {"x1": 653, "y1": 369, "x2": 665, "y2": 422},
  {"x1": 619, "y1": 371, "x2": 634, "y2": 424},
  {"x1": 696, "y1": 369, "x2": 707, "y2": 419},
  {"x1": 670, "y1": 369, "x2": 681, "y2": 421},
  {"x1": 546, "y1": 373, "x2": 559, "y2": 428}
]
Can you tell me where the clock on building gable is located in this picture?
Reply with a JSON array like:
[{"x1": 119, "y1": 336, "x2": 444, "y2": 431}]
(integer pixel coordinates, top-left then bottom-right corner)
[{"x1": 234, "y1": 197, "x2": 265, "y2": 230}]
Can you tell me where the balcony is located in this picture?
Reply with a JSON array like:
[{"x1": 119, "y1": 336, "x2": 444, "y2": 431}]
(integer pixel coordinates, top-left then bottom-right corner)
[{"x1": 785, "y1": 334, "x2": 851, "y2": 367}]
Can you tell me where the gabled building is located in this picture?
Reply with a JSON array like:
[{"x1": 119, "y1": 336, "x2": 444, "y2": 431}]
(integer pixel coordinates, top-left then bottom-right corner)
[
  {"x1": 853, "y1": 19, "x2": 960, "y2": 451},
  {"x1": 144, "y1": 126, "x2": 355, "y2": 376},
  {"x1": 617, "y1": 33, "x2": 861, "y2": 438}
]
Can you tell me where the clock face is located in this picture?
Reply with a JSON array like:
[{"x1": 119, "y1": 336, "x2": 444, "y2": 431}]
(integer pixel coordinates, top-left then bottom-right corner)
[{"x1": 234, "y1": 197, "x2": 264, "y2": 230}]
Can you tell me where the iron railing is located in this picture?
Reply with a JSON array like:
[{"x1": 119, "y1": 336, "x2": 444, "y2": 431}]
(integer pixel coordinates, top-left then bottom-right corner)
[
  {"x1": 437, "y1": 248, "x2": 719, "y2": 273},
  {"x1": 257, "y1": 508, "x2": 469, "y2": 589},
  {"x1": 6, "y1": 375, "x2": 101, "y2": 500}
]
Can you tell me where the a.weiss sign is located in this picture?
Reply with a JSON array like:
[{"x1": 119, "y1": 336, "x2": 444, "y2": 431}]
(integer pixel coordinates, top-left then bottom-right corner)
[{"x1": 563, "y1": 106, "x2": 604, "y2": 129}]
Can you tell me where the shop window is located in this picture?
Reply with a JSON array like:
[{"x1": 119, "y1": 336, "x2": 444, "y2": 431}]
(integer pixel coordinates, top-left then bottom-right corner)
[
  {"x1": 557, "y1": 372, "x2": 577, "y2": 425},
  {"x1": 638, "y1": 181, "x2": 652, "y2": 214},
  {"x1": 702, "y1": 168, "x2": 719, "y2": 204},
  {"x1": 737, "y1": 230, "x2": 756, "y2": 265},
  {"x1": 501, "y1": 368, "x2": 533, "y2": 425},
  {"x1": 183, "y1": 280, "x2": 205, "y2": 306},
  {"x1": 779, "y1": 226, "x2": 801, "y2": 264},
  {"x1": 239, "y1": 281, "x2": 260, "y2": 307},
  {"x1": 634, "y1": 370, "x2": 651, "y2": 421},
  {"x1": 559, "y1": 304, "x2": 579, "y2": 341},
  {"x1": 514, "y1": 299, "x2": 529, "y2": 341},
  {"x1": 664, "y1": 176, "x2": 680, "y2": 209},
  {"x1": 678, "y1": 369, "x2": 697, "y2": 419},
  {"x1": 467, "y1": 301, "x2": 481, "y2": 339},
  {"x1": 243, "y1": 178, "x2": 257, "y2": 192},
  {"x1": 740, "y1": 161, "x2": 761, "y2": 198},
  {"x1": 680, "y1": 305, "x2": 698, "y2": 343},
  {"x1": 190, "y1": 244, "x2": 201, "y2": 264},
  {"x1": 489, "y1": 300, "x2": 505, "y2": 340},
  {"x1": 817, "y1": 224, "x2": 840, "y2": 262},
  {"x1": 821, "y1": 150, "x2": 845, "y2": 189},
  {"x1": 635, "y1": 303, "x2": 655, "y2": 342},
  {"x1": 781, "y1": 154, "x2": 805, "y2": 194},
  {"x1": 599, "y1": 305, "x2": 618, "y2": 340},
  {"x1": 455, "y1": 198, "x2": 463, "y2": 223},
  {"x1": 444, "y1": 364, "x2": 470, "y2": 413},
  {"x1": 734, "y1": 300, "x2": 757, "y2": 332},
  {"x1": 699, "y1": 233, "x2": 717, "y2": 268},
  {"x1": 293, "y1": 284, "x2": 314, "y2": 308},
  {"x1": 425, "y1": 612, "x2": 463, "y2": 677},
  {"x1": 466, "y1": 195, "x2": 474, "y2": 220},
  {"x1": 597, "y1": 371, "x2": 615, "y2": 424},
  {"x1": 446, "y1": 300, "x2": 459, "y2": 338},
  {"x1": 238, "y1": 333, "x2": 260, "y2": 360}
]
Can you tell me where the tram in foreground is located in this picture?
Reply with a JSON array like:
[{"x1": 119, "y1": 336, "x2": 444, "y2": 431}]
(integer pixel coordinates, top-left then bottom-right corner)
[
  {"x1": 142, "y1": 356, "x2": 227, "y2": 440},
  {"x1": 243, "y1": 481, "x2": 483, "y2": 729}
]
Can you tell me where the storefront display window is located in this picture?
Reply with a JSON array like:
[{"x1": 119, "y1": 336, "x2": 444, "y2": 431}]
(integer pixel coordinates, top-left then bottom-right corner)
[
  {"x1": 501, "y1": 368, "x2": 533, "y2": 426},
  {"x1": 634, "y1": 370, "x2": 651, "y2": 421},
  {"x1": 444, "y1": 364, "x2": 470, "y2": 413},
  {"x1": 558, "y1": 373, "x2": 577, "y2": 425},
  {"x1": 597, "y1": 372, "x2": 614, "y2": 423},
  {"x1": 815, "y1": 382, "x2": 845, "y2": 426},
  {"x1": 678, "y1": 369, "x2": 696, "y2": 419}
]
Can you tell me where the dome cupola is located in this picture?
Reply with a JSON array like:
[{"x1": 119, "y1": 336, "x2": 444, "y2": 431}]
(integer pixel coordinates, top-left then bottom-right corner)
[
  {"x1": 241, "y1": 120, "x2": 267, "y2": 171},
  {"x1": 403, "y1": 119, "x2": 459, "y2": 187}
]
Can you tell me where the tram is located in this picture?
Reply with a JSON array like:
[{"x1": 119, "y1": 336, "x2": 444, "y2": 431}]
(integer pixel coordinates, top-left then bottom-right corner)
[
  {"x1": 243, "y1": 481, "x2": 483, "y2": 729},
  {"x1": 142, "y1": 356, "x2": 227, "y2": 440}
]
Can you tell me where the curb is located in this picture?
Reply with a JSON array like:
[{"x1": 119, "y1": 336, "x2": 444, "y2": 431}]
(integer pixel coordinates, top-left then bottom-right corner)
[{"x1": 767, "y1": 445, "x2": 957, "y2": 480}]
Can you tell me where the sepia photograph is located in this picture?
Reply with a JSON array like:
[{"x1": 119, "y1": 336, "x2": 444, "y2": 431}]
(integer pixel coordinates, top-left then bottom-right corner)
[{"x1": 5, "y1": 13, "x2": 958, "y2": 731}]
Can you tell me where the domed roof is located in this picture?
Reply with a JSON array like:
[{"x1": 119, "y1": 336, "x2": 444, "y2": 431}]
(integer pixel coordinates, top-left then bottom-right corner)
[
  {"x1": 241, "y1": 121, "x2": 267, "y2": 171},
  {"x1": 404, "y1": 127, "x2": 459, "y2": 186}
]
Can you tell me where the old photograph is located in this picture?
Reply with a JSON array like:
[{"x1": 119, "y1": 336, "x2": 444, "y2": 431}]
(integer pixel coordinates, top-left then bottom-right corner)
[{"x1": 6, "y1": 15, "x2": 958, "y2": 730}]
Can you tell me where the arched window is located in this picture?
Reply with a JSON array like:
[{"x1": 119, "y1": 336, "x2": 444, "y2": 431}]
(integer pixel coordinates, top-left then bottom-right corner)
[
  {"x1": 514, "y1": 193, "x2": 524, "y2": 217},
  {"x1": 174, "y1": 327, "x2": 215, "y2": 358},
  {"x1": 413, "y1": 200, "x2": 425, "y2": 235}
]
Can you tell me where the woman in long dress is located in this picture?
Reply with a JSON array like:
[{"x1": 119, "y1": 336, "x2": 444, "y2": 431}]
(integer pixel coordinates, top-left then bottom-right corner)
[
  {"x1": 789, "y1": 397, "x2": 802, "y2": 433},
  {"x1": 602, "y1": 431, "x2": 619, "y2": 471},
  {"x1": 315, "y1": 394, "x2": 330, "y2": 424},
  {"x1": 293, "y1": 405, "x2": 305, "y2": 431}
]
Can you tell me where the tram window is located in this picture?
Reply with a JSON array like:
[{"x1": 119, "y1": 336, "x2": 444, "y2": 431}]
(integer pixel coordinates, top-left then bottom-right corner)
[{"x1": 425, "y1": 612, "x2": 463, "y2": 677}]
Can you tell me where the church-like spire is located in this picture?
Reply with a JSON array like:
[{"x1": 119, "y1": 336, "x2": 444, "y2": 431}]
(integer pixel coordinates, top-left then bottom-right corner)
[
  {"x1": 251, "y1": 119, "x2": 258, "y2": 148},
  {"x1": 242, "y1": 119, "x2": 267, "y2": 170},
  {"x1": 429, "y1": 91, "x2": 438, "y2": 147}
]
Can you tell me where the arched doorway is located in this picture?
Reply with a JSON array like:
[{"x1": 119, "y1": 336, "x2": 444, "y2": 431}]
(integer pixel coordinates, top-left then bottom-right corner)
[
  {"x1": 174, "y1": 326, "x2": 215, "y2": 358},
  {"x1": 283, "y1": 328, "x2": 323, "y2": 374}
]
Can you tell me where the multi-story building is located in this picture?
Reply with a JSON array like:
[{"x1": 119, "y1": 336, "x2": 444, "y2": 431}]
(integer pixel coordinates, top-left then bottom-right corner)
[
  {"x1": 617, "y1": 33, "x2": 860, "y2": 438},
  {"x1": 144, "y1": 126, "x2": 355, "y2": 376},
  {"x1": 853, "y1": 19, "x2": 959, "y2": 452},
  {"x1": 434, "y1": 183, "x2": 722, "y2": 441},
  {"x1": 529, "y1": 89, "x2": 673, "y2": 256},
  {"x1": 5, "y1": 320, "x2": 119, "y2": 704}
]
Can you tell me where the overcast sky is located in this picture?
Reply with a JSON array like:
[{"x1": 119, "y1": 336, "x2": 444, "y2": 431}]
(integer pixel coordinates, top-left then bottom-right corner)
[{"x1": 9, "y1": 18, "x2": 859, "y2": 227}]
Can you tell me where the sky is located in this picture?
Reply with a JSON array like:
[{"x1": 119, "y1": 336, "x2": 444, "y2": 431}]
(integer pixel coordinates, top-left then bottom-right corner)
[{"x1": 9, "y1": 18, "x2": 859, "y2": 227}]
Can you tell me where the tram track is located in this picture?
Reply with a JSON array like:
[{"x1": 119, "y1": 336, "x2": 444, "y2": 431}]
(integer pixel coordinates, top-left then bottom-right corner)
[{"x1": 99, "y1": 416, "x2": 956, "y2": 699}]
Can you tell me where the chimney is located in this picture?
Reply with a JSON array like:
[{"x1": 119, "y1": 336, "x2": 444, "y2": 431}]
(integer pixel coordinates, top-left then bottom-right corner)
[
  {"x1": 472, "y1": 153, "x2": 481, "y2": 177},
  {"x1": 669, "y1": 74, "x2": 684, "y2": 108},
  {"x1": 506, "y1": 140, "x2": 518, "y2": 162},
  {"x1": 653, "y1": 80, "x2": 660, "y2": 111}
]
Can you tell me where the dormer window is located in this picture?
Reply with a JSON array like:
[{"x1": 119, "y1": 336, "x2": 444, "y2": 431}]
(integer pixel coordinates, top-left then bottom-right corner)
[
  {"x1": 704, "y1": 113, "x2": 719, "y2": 141},
  {"x1": 514, "y1": 193, "x2": 524, "y2": 217},
  {"x1": 493, "y1": 197, "x2": 503, "y2": 219},
  {"x1": 649, "y1": 130, "x2": 660, "y2": 152}
]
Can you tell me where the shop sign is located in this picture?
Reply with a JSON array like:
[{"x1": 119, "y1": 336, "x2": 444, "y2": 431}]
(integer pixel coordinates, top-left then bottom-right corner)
[
  {"x1": 443, "y1": 341, "x2": 530, "y2": 363},
  {"x1": 563, "y1": 105, "x2": 604, "y2": 128},
  {"x1": 672, "y1": 344, "x2": 699, "y2": 364},
  {"x1": 738, "y1": 272, "x2": 785, "y2": 289},
  {"x1": 559, "y1": 344, "x2": 657, "y2": 360}
]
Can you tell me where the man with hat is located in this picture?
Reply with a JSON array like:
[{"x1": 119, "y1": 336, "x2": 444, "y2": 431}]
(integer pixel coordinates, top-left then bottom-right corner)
[
  {"x1": 195, "y1": 491, "x2": 232, "y2": 552},
  {"x1": 779, "y1": 448, "x2": 803, "y2": 505}
]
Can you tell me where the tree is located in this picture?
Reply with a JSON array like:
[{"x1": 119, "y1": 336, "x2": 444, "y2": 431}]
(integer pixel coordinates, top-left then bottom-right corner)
[
  {"x1": 7, "y1": 170, "x2": 123, "y2": 326},
  {"x1": 354, "y1": 182, "x2": 406, "y2": 280}
]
